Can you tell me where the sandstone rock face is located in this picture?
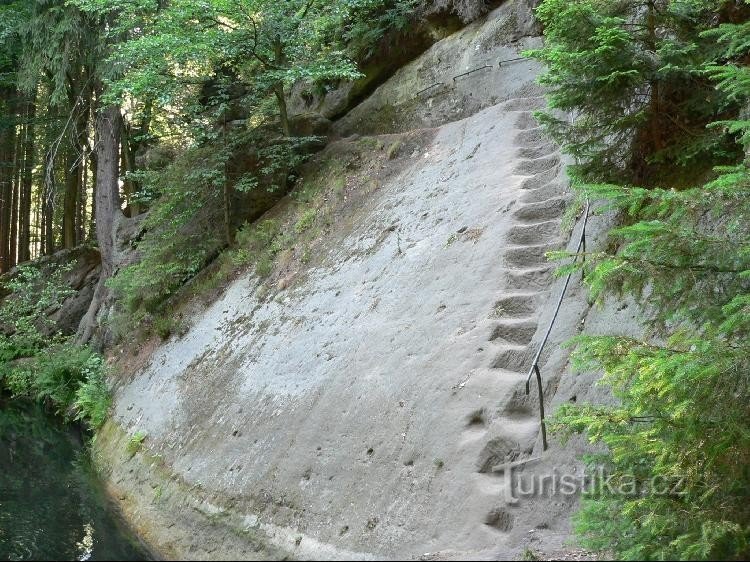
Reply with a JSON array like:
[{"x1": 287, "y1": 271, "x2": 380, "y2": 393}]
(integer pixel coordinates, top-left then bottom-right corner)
[
  {"x1": 94, "y1": 3, "x2": 640, "y2": 560},
  {"x1": 334, "y1": 4, "x2": 545, "y2": 137},
  {"x1": 289, "y1": 113, "x2": 333, "y2": 138}
]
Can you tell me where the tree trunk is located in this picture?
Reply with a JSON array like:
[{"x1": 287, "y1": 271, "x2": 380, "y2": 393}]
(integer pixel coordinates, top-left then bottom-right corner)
[
  {"x1": 272, "y1": 38, "x2": 290, "y2": 137},
  {"x1": 18, "y1": 98, "x2": 35, "y2": 264},
  {"x1": 94, "y1": 105, "x2": 122, "y2": 275},
  {"x1": 42, "y1": 146, "x2": 55, "y2": 256},
  {"x1": 224, "y1": 150, "x2": 233, "y2": 245},
  {"x1": 63, "y1": 148, "x2": 79, "y2": 249},
  {"x1": 89, "y1": 147, "x2": 97, "y2": 240},
  {"x1": 63, "y1": 80, "x2": 92, "y2": 248},
  {"x1": 274, "y1": 83, "x2": 290, "y2": 137},
  {"x1": 32, "y1": 182, "x2": 41, "y2": 260},
  {"x1": 0, "y1": 87, "x2": 16, "y2": 273},
  {"x1": 9, "y1": 131, "x2": 19, "y2": 268},
  {"x1": 120, "y1": 124, "x2": 141, "y2": 216},
  {"x1": 77, "y1": 104, "x2": 122, "y2": 345},
  {"x1": 77, "y1": 85, "x2": 92, "y2": 244},
  {"x1": 79, "y1": 142, "x2": 88, "y2": 244}
]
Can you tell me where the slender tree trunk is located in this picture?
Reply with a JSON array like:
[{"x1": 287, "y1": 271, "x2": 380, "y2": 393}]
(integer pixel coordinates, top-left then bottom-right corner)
[
  {"x1": 88, "y1": 85, "x2": 100, "y2": 240},
  {"x1": 9, "y1": 128, "x2": 20, "y2": 268},
  {"x1": 63, "y1": 148, "x2": 79, "y2": 249},
  {"x1": 42, "y1": 146, "x2": 55, "y2": 256},
  {"x1": 120, "y1": 125, "x2": 140, "y2": 216},
  {"x1": 63, "y1": 80, "x2": 92, "y2": 249},
  {"x1": 44, "y1": 195, "x2": 54, "y2": 255},
  {"x1": 32, "y1": 184, "x2": 41, "y2": 260},
  {"x1": 647, "y1": 0, "x2": 661, "y2": 153},
  {"x1": 79, "y1": 143, "x2": 88, "y2": 244},
  {"x1": 0, "y1": 87, "x2": 17, "y2": 273},
  {"x1": 274, "y1": 83, "x2": 290, "y2": 137},
  {"x1": 272, "y1": 38, "x2": 290, "y2": 137},
  {"x1": 89, "y1": 147, "x2": 97, "y2": 240},
  {"x1": 38, "y1": 194, "x2": 46, "y2": 258},
  {"x1": 77, "y1": 86, "x2": 92, "y2": 244},
  {"x1": 9, "y1": 103, "x2": 24, "y2": 269},
  {"x1": 18, "y1": 97, "x2": 35, "y2": 264}
]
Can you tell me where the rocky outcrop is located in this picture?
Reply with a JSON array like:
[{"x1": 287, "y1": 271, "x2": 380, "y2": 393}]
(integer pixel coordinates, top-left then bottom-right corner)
[
  {"x1": 94, "y1": 2, "x2": 629, "y2": 560},
  {"x1": 0, "y1": 246, "x2": 101, "y2": 337},
  {"x1": 334, "y1": 3, "x2": 544, "y2": 137},
  {"x1": 52, "y1": 248, "x2": 102, "y2": 336}
]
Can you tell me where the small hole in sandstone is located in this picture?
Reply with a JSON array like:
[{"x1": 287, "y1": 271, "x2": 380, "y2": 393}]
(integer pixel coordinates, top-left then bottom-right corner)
[
  {"x1": 340, "y1": 525, "x2": 349, "y2": 535},
  {"x1": 367, "y1": 448, "x2": 374, "y2": 456},
  {"x1": 404, "y1": 459, "x2": 414, "y2": 466},
  {"x1": 467, "y1": 408, "x2": 486, "y2": 426},
  {"x1": 569, "y1": 395, "x2": 577, "y2": 403},
  {"x1": 485, "y1": 508, "x2": 513, "y2": 532},
  {"x1": 232, "y1": 430, "x2": 240, "y2": 437}
]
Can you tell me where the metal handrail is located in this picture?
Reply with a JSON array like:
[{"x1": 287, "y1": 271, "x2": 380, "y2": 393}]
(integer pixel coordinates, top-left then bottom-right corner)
[
  {"x1": 413, "y1": 54, "x2": 524, "y2": 98},
  {"x1": 498, "y1": 57, "x2": 526, "y2": 67},
  {"x1": 416, "y1": 82, "x2": 443, "y2": 96},
  {"x1": 452, "y1": 64, "x2": 492, "y2": 82},
  {"x1": 524, "y1": 198, "x2": 590, "y2": 451}
]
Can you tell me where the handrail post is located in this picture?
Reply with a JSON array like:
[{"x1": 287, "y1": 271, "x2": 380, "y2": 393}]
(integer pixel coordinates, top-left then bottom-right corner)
[
  {"x1": 581, "y1": 230, "x2": 586, "y2": 279},
  {"x1": 534, "y1": 364, "x2": 548, "y2": 451}
]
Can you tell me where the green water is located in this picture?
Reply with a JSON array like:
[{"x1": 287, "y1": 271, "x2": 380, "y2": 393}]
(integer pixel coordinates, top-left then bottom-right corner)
[{"x1": 0, "y1": 400, "x2": 151, "y2": 561}]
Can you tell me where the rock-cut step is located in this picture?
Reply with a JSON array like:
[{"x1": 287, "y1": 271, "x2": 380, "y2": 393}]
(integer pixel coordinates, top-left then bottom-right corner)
[
  {"x1": 500, "y1": 385, "x2": 537, "y2": 419},
  {"x1": 520, "y1": 183, "x2": 567, "y2": 204},
  {"x1": 514, "y1": 112, "x2": 539, "y2": 131},
  {"x1": 490, "y1": 343, "x2": 533, "y2": 371},
  {"x1": 514, "y1": 126, "x2": 550, "y2": 147},
  {"x1": 519, "y1": 167, "x2": 561, "y2": 190},
  {"x1": 513, "y1": 155, "x2": 560, "y2": 176},
  {"x1": 503, "y1": 266, "x2": 555, "y2": 291},
  {"x1": 513, "y1": 197, "x2": 567, "y2": 222},
  {"x1": 506, "y1": 220, "x2": 561, "y2": 245},
  {"x1": 491, "y1": 292, "x2": 543, "y2": 318},
  {"x1": 489, "y1": 318, "x2": 538, "y2": 345},
  {"x1": 476, "y1": 435, "x2": 524, "y2": 473},
  {"x1": 517, "y1": 144, "x2": 557, "y2": 159},
  {"x1": 504, "y1": 243, "x2": 559, "y2": 268},
  {"x1": 475, "y1": 419, "x2": 539, "y2": 475}
]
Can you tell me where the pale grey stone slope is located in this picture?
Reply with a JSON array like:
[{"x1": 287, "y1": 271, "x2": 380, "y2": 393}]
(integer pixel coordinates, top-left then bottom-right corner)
[{"x1": 99, "y1": 3, "x2": 643, "y2": 560}]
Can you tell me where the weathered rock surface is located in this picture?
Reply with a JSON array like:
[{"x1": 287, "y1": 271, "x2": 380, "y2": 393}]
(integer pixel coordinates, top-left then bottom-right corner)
[
  {"x1": 334, "y1": 2, "x2": 544, "y2": 136},
  {"x1": 95, "y1": 2, "x2": 639, "y2": 560}
]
